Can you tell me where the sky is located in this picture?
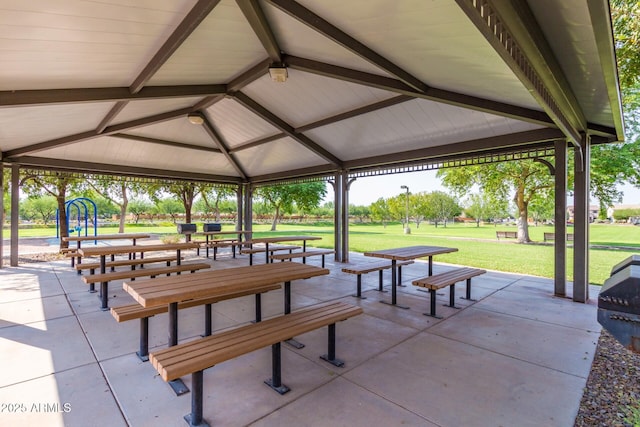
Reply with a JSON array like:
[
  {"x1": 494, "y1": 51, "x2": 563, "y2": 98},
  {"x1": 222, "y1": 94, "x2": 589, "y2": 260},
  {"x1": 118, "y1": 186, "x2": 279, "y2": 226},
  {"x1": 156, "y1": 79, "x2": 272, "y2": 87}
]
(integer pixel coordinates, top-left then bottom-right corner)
[{"x1": 330, "y1": 169, "x2": 640, "y2": 207}]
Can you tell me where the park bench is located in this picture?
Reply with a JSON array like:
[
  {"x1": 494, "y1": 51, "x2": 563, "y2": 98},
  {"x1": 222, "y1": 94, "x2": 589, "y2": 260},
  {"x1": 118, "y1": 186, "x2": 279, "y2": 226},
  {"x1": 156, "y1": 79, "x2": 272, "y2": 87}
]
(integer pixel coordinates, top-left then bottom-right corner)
[
  {"x1": 60, "y1": 248, "x2": 80, "y2": 266},
  {"x1": 82, "y1": 262, "x2": 211, "y2": 310},
  {"x1": 342, "y1": 260, "x2": 414, "y2": 298},
  {"x1": 543, "y1": 232, "x2": 574, "y2": 242},
  {"x1": 240, "y1": 244, "x2": 300, "y2": 265},
  {"x1": 75, "y1": 255, "x2": 180, "y2": 275},
  {"x1": 496, "y1": 231, "x2": 517, "y2": 240},
  {"x1": 149, "y1": 301, "x2": 363, "y2": 427},
  {"x1": 412, "y1": 267, "x2": 486, "y2": 318},
  {"x1": 270, "y1": 249, "x2": 335, "y2": 268},
  {"x1": 110, "y1": 283, "x2": 281, "y2": 361}
]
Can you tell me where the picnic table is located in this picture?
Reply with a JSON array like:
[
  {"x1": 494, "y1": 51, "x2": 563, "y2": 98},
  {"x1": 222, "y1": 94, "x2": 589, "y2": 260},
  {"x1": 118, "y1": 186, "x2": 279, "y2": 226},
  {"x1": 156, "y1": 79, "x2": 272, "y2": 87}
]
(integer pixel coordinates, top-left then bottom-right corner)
[
  {"x1": 364, "y1": 246, "x2": 458, "y2": 308},
  {"x1": 78, "y1": 242, "x2": 200, "y2": 310},
  {"x1": 251, "y1": 235, "x2": 321, "y2": 263},
  {"x1": 194, "y1": 230, "x2": 251, "y2": 258},
  {"x1": 123, "y1": 262, "x2": 329, "y2": 394},
  {"x1": 62, "y1": 233, "x2": 151, "y2": 268}
]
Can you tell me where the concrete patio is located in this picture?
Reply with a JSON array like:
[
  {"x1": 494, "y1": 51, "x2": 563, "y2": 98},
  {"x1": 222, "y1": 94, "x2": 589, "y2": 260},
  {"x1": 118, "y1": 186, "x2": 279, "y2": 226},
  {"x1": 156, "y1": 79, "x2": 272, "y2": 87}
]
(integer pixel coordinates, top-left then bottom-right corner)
[{"x1": 0, "y1": 248, "x2": 601, "y2": 427}]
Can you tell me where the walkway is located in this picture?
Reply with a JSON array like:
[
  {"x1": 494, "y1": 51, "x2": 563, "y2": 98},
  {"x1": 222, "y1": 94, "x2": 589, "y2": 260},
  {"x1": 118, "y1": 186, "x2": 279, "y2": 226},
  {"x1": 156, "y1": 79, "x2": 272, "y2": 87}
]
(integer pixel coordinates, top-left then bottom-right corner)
[{"x1": 0, "y1": 250, "x2": 600, "y2": 426}]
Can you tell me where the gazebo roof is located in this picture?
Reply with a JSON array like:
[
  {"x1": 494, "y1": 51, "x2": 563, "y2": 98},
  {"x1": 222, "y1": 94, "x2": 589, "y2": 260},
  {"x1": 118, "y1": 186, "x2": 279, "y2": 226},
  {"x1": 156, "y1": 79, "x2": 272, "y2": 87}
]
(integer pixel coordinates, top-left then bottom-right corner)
[{"x1": 0, "y1": 0, "x2": 624, "y2": 185}]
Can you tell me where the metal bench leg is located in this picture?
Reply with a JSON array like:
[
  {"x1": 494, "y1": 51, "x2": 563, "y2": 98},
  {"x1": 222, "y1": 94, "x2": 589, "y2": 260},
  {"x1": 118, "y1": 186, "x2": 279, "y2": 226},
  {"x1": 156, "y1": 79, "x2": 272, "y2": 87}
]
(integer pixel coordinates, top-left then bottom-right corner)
[
  {"x1": 461, "y1": 278, "x2": 476, "y2": 301},
  {"x1": 204, "y1": 304, "x2": 212, "y2": 336},
  {"x1": 423, "y1": 289, "x2": 443, "y2": 319},
  {"x1": 284, "y1": 281, "x2": 304, "y2": 349},
  {"x1": 249, "y1": 253, "x2": 253, "y2": 266},
  {"x1": 446, "y1": 284, "x2": 459, "y2": 309},
  {"x1": 397, "y1": 265, "x2": 406, "y2": 287},
  {"x1": 136, "y1": 317, "x2": 149, "y2": 362},
  {"x1": 100, "y1": 282, "x2": 109, "y2": 311},
  {"x1": 352, "y1": 274, "x2": 367, "y2": 299},
  {"x1": 184, "y1": 370, "x2": 210, "y2": 427},
  {"x1": 321, "y1": 323, "x2": 345, "y2": 367},
  {"x1": 255, "y1": 294, "x2": 262, "y2": 322},
  {"x1": 265, "y1": 342, "x2": 290, "y2": 394},
  {"x1": 321, "y1": 255, "x2": 325, "y2": 268}
]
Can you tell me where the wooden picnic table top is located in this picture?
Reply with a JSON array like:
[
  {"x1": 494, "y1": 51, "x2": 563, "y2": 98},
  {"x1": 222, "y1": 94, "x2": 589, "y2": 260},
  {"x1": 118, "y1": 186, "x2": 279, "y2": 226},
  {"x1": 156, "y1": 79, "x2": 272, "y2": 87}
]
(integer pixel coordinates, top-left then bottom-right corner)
[
  {"x1": 62, "y1": 233, "x2": 151, "y2": 242},
  {"x1": 251, "y1": 235, "x2": 321, "y2": 244},
  {"x1": 364, "y1": 245, "x2": 458, "y2": 261},
  {"x1": 123, "y1": 262, "x2": 329, "y2": 307},
  {"x1": 78, "y1": 242, "x2": 199, "y2": 257}
]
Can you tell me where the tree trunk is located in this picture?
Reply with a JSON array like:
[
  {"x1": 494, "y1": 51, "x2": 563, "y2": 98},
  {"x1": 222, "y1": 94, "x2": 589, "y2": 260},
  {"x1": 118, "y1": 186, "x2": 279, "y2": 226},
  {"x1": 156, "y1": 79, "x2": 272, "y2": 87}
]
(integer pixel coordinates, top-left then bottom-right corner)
[
  {"x1": 57, "y1": 195, "x2": 69, "y2": 249},
  {"x1": 514, "y1": 187, "x2": 531, "y2": 242},
  {"x1": 118, "y1": 183, "x2": 128, "y2": 233},
  {"x1": 270, "y1": 206, "x2": 280, "y2": 231}
]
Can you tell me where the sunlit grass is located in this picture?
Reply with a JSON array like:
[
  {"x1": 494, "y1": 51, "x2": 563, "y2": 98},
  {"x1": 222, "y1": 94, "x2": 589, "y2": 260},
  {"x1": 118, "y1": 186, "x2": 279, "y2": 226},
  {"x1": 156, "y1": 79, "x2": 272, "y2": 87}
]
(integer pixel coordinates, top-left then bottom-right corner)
[{"x1": 12, "y1": 221, "x2": 640, "y2": 285}]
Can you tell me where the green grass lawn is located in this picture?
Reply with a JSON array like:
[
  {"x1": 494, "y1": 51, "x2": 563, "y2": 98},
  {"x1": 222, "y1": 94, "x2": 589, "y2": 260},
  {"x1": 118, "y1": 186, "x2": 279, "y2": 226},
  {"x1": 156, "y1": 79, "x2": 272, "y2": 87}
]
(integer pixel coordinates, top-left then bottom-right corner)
[{"x1": 9, "y1": 221, "x2": 640, "y2": 286}]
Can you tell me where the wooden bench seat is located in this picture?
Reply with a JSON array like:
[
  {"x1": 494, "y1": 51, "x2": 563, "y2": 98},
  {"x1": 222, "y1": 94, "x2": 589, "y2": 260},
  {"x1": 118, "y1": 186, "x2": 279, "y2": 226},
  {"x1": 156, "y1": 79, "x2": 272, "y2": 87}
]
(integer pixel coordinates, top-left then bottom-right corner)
[
  {"x1": 270, "y1": 249, "x2": 335, "y2": 268},
  {"x1": 342, "y1": 260, "x2": 414, "y2": 298},
  {"x1": 543, "y1": 232, "x2": 574, "y2": 242},
  {"x1": 75, "y1": 255, "x2": 180, "y2": 274},
  {"x1": 111, "y1": 283, "x2": 281, "y2": 361},
  {"x1": 83, "y1": 262, "x2": 211, "y2": 311},
  {"x1": 496, "y1": 231, "x2": 517, "y2": 239},
  {"x1": 412, "y1": 267, "x2": 486, "y2": 318},
  {"x1": 240, "y1": 244, "x2": 300, "y2": 265},
  {"x1": 150, "y1": 301, "x2": 362, "y2": 426}
]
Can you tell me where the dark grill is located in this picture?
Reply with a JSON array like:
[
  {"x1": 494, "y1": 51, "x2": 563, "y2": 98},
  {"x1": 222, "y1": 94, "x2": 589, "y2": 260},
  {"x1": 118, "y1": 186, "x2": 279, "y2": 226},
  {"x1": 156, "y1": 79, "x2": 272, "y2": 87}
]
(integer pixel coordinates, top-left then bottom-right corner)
[
  {"x1": 203, "y1": 223, "x2": 221, "y2": 232},
  {"x1": 176, "y1": 223, "x2": 196, "y2": 234},
  {"x1": 598, "y1": 255, "x2": 640, "y2": 353}
]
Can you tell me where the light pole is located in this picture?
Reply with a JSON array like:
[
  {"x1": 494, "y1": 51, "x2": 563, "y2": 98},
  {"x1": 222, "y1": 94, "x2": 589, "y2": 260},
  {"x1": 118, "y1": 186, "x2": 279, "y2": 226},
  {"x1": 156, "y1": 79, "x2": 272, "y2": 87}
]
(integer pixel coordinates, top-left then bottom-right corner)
[{"x1": 400, "y1": 185, "x2": 411, "y2": 234}]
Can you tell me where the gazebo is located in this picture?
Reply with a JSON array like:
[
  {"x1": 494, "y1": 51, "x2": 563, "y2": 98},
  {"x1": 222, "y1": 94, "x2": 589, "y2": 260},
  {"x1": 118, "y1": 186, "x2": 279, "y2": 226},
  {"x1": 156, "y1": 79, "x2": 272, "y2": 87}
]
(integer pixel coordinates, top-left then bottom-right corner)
[{"x1": 0, "y1": 0, "x2": 624, "y2": 303}]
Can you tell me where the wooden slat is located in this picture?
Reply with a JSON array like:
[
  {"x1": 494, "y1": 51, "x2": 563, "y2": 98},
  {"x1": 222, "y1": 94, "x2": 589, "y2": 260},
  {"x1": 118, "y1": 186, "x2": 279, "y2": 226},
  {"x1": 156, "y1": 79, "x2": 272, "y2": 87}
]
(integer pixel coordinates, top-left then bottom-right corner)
[
  {"x1": 76, "y1": 255, "x2": 180, "y2": 271},
  {"x1": 111, "y1": 283, "x2": 281, "y2": 322},
  {"x1": 341, "y1": 260, "x2": 413, "y2": 275},
  {"x1": 240, "y1": 245, "x2": 300, "y2": 254},
  {"x1": 412, "y1": 268, "x2": 486, "y2": 290},
  {"x1": 270, "y1": 250, "x2": 334, "y2": 261},
  {"x1": 150, "y1": 301, "x2": 363, "y2": 381},
  {"x1": 123, "y1": 263, "x2": 329, "y2": 307},
  {"x1": 364, "y1": 246, "x2": 458, "y2": 261},
  {"x1": 62, "y1": 233, "x2": 150, "y2": 242},
  {"x1": 78, "y1": 242, "x2": 199, "y2": 257},
  {"x1": 82, "y1": 262, "x2": 210, "y2": 284}
]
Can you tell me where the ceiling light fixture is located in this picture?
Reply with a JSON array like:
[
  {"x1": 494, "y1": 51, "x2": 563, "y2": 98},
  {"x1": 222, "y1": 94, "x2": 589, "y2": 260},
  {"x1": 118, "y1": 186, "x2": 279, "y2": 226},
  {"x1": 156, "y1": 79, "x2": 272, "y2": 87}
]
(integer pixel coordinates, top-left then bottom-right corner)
[
  {"x1": 268, "y1": 63, "x2": 288, "y2": 83},
  {"x1": 187, "y1": 112, "x2": 205, "y2": 125}
]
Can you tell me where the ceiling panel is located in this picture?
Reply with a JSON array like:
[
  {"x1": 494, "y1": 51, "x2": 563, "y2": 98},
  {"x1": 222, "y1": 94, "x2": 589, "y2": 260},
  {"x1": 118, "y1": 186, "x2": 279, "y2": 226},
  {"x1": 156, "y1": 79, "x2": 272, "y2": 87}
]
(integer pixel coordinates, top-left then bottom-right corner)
[
  {"x1": 149, "y1": 0, "x2": 267, "y2": 85},
  {"x1": 205, "y1": 98, "x2": 280, "y2": 147},
  {"x1": 234, "y1": 137, "x2": 326, "y2": 176},
  {"x1": 292, "y1": 0, "x2": 537, "y2": 110},
  {"x1": 0, "y1": 102, "x2": 114, "y2": 151},
  {"x1": 0, "y1": 0, "x2": 194, "y2": 90},
  {"x1": 304, "y1": 99, "x2": 544, "y2": 161},
  {"x1": 33, "y1": 135, "x2": 239, "y2": 177},
  {"x1": 124, "y1": 116, "x2": 219, "y2": 148},
  {"x1": 111, "y1": 96, "x2": 202, "y2": 125},
  {"x1": 242, "y1": 69, "x2": 397, "y2": 127}
]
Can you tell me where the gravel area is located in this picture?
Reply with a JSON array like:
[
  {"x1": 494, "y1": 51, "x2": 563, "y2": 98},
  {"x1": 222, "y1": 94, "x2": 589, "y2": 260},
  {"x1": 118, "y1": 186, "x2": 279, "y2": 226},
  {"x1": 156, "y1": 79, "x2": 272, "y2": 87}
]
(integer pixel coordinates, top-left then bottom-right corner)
[{"x1": 575, "y1": 330, "x2": 640, "y2": 427}]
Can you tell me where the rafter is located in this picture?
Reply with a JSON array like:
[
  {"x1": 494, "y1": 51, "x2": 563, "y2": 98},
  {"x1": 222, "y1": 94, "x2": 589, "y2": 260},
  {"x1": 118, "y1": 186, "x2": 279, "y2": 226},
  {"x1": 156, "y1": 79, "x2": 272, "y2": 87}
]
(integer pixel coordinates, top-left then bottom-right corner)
[
  {"x1": 111, "y1": 134, "x2": 222, "y2": 154},
  {"x1": 130, "y1": 0, "x2": 221, "y2": 93},
  {"x1": 200, "y1": 115, "x2": 248, "y2": 180},
  {"x1": 0, "y1": 85, "x2": 227, "y2": 108},
  {"x1": 231, "y1": 92, "x2": 342, "y2": 166},
  {"x1": 266, "y1": 0, "x2": 429, "y2": 93},
  {"x1": 236, "y1": 0, "x2": 281, "y2": 62},
  {"x1": 10, "y1": 156, "x2": 241, "y2": 184},
  {"x1": 285, "y1": 54, "x2": 555, "y2": 127}
]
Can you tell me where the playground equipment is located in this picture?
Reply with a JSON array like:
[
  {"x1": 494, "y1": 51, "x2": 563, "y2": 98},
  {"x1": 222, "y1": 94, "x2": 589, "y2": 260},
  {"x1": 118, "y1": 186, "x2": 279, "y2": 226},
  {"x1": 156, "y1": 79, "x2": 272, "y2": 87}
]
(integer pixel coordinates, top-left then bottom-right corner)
[{"x1": 56, "y1": 197, "x2": 97, "y2": 241}]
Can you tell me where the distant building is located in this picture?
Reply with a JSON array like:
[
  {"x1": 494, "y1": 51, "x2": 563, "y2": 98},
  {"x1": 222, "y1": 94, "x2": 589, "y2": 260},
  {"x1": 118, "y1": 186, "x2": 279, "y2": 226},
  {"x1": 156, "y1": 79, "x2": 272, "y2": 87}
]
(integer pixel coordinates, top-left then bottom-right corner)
[{"x1": 566, "y1": 205, "x2": 599, "y2": 223}]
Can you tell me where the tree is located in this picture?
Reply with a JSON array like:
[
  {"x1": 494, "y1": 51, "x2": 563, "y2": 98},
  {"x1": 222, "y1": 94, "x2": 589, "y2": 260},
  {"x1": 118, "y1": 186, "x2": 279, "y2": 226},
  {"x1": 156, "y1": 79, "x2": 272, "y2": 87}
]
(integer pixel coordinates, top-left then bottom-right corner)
[
  {"x1": 439, "y1": 161, "x2": 552, "y2": 240},
  {"x1": 198, "y1": 184, "x2": 236, "y2": 222},
  {"x1": 20, "y1": 171, "x2": 82, "y2": 248},
  {"x1": 369, "y1": 197, "x2": 391, "y2": 227},
  {"x1": 427, "y1": 191, "x2": 462, "y2": 228},
  {"x1": 128, "y1": 199, "x2": 154, "y2": 224},
  {"x1": 528, "y1": 195, "x2": 555, "y2": 226},
  {"x1": 84, "y1": 177, "x2": 143, "y2": 233},
  {"x1": 349, "y1": 204, "x2": 370, "y2": 223},
  {"x1": 150, "y1": 182, "x2": 200, "y2": 223},
  {"x1": 155, "y1": 198, "x2": 184, "y2": 224},
  {"x1": 21, "y1": 196, "x2": 58, "y2": 225},
  {"x1": 255, "y1": 182, "x2": 326, "y2": 231},
  {"x1": 464, "y1": 192, "x2": 510, "y2": 227},
  {"x1": 387, "y1": 194, "x2": 409, "y2": 227}
]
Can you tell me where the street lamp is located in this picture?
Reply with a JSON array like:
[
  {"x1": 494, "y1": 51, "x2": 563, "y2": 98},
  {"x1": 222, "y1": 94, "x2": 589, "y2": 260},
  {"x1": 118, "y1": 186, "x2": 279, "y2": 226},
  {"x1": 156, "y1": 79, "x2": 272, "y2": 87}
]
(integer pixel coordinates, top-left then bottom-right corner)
[{"x1": 400, "y1": 185, "x2": 411, "y2": 234}]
